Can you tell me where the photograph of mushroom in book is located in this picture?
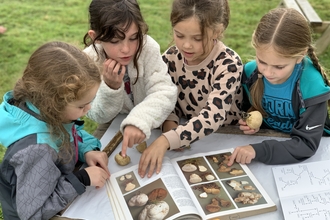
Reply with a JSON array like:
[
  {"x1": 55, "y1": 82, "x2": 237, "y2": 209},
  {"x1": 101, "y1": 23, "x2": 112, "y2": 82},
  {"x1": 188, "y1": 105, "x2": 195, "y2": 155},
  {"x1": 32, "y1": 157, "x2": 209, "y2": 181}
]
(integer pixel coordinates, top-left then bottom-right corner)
[
  {"x1": 176, "y1": 152, "x2": 269, "y2": 216},
  {"x1": 117, "y1": 176, "x2": 180, "y2": 219}
]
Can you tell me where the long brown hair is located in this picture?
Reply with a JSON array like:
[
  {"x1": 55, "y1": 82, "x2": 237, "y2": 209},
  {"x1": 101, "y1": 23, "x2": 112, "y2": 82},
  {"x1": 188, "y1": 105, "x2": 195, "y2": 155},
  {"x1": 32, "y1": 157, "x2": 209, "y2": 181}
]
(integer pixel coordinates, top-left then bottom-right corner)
[
  {"x1": 250, "y1": 8, "x2": 329, "y2": 116},
  {"x1": 13, "y1": 41, "x2": 101, "y2": 158}
]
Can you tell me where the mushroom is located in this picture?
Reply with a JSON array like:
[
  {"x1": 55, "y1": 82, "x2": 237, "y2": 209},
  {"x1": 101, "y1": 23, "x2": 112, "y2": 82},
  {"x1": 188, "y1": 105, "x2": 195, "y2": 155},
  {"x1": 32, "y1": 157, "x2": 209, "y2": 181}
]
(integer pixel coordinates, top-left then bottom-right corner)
[
  {"x1": 125, "y1": 174, "x2": 132, "y2": 179},
  {"x1": 115, "y1": 152, "x2": 131, "y2": 166},
  {"x1": 244, "y1": 185, "x2": 256, "y2": 190},
  {"x1": 227, "y1": 180, "x2": 242, "y2": 191},
  {"x1": 205, "y1": 174, "x2": 215, "y2": 181},
  {"x1": 218, "y1": 165, "x2": 231, "y2": 172},
  {"x1": 138, "y1": 201, "x2": 169, "y2": 220},
  {"x1": 198, "y1": 165, "x2": 207, "y2": 172},
  {"x1": 189, "y1": 173, "x2": 202, "y2": 183},
  {"x1": 205, "y1": 198, "x2": 221, "y2": 213},
  {"x1": 203, "y1": 186, "x2": 220, "y2": 194},
  {"x1": 125, "y1": 182, "x2": 136, "y2": 192},
  {"x1": 242, "y1": 111, "x2": 263, "y2": 130},
  {"x1": 119, "y1": 176, "x2": 125, "y2": 181},
  {"x1": 136, "y1": 141, "x2": 147, "y2": 153},
  {"x1": 148, "y1": 188, "x2": 167, "y2": 201},
  {"x1": 128, "y1": 193, "x2": 149, "y2": 207},
  {"x1": 229, "y1": 168, "x2": 244, "y2": 176},
  {"x1": 241, "y1": 180, "x2": 249, "y2": 185},
  {"x1": 199, "y1": 192, "x2": 208, "y2": 198},
  {"x1": 220, "y1": 199, "x2": 231, "y2": 208},
  {"x1": 234, "y1": 192, "x2": 262, "y2": 204},
  {"x1": 181, "y1": 163, "x2": 197, "y2": 172}
]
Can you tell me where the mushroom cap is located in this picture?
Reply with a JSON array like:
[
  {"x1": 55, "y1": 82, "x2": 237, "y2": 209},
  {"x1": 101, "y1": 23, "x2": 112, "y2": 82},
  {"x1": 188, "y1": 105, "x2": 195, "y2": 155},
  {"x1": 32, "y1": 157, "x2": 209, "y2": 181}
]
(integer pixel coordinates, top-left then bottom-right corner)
[
  {"x1": 189, "y1": 173, "x2": 202, "y2": 183},
  {"x1": 181, "y1": 163, "x2": 197, "y2": 172},
  {"x1": 245, "y1": 111, "x2": 263, "y2": 129},
  {"x1": 125, "y1": 182, "x2": 136, "y2": 191},
  {"x1": 115, "y1": 152, "x2": 131, "y2": 166}
]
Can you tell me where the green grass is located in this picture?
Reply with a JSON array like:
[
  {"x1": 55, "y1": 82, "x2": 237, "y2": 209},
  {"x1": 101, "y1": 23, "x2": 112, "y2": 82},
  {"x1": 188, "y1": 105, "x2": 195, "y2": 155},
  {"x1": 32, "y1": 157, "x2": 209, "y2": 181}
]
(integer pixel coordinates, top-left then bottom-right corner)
[{"x1": 0, "y1": 0, "x2": 330, "y2": 218}]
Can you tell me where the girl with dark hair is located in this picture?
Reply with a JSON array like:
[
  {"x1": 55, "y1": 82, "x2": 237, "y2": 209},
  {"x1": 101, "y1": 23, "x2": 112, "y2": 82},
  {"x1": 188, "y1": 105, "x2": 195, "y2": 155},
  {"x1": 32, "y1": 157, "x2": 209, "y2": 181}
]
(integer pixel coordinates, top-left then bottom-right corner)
[{"x1": 84, "y1": 0, "x2": 177, "y2": 157}]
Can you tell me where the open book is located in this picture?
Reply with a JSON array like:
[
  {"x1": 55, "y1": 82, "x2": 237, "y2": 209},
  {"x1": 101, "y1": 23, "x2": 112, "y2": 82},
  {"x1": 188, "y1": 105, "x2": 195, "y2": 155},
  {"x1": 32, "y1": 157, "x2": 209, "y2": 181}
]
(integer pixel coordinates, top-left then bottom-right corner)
[
  {"x1": 107, "y1": 148, "x2": 276, "y2": 220},
  {"x1": 272, "y1": 160, "x2": 330, "y2": 220}
]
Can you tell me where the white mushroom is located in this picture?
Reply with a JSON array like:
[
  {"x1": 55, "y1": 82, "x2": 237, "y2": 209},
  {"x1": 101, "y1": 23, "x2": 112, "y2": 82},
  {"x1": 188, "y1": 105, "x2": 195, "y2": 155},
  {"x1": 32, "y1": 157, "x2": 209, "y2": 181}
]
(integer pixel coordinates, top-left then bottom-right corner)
[
  {"x1": 125, "y1": 182, "x2": 136, "y2": 192},
  {"x1": 199, "y1": 192, "x2": 208, "y2": 198},
  {"x1": 119, "y1": 176, "x2": 125, "y2": 181},
  {"x1": 198, "y1": 165, "x2": 207, "y2": 172},
  {"x1": 181, "y1": 163, "x2": 197, "y2": 172},
  {"x1": 234, "y1": 192, "x2": 262, "y2": 204},
  {"x1": 128, "y1": 193, "x2": 149, "y2": 207},
  {"x1": 189, "y1": 173, "x2": 202, "y2": 183},
  {"x1": 205, "y1": 174, "x2": 215, "y2": 181},
  {"x1": 138, "y1": 201, "x2": 169, "y2": 220},
  {"x1": 125, "y1": 174, "x2": 132, "y2": 179},
  {"x1": 227, "y1": 180, "x2": 242, "y2": 191}
]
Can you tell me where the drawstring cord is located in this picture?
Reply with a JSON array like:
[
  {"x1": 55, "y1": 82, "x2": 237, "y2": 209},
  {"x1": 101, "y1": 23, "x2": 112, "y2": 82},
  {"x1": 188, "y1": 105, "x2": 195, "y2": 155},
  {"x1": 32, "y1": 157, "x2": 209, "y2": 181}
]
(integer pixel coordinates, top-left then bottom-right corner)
[{"x1": 71, "y1": 124, "x2": 82, "y2": 163}]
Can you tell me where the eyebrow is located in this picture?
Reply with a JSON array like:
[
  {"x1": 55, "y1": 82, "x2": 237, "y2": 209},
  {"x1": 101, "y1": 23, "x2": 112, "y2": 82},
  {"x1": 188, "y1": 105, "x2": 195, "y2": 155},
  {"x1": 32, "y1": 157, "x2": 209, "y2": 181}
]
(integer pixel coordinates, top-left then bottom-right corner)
[
  {"x1": 173, "y1": 29, "x2": 202, "y2": 37},
  {"x1": 128, "y1": 32, "x2": 138, "y2": 37},
  {"x1": 257, "y1": 56, "x2": 286, "y2": 67},
  {"x1": 80, "y1": 97, "x2": 96, "y2": 106}
]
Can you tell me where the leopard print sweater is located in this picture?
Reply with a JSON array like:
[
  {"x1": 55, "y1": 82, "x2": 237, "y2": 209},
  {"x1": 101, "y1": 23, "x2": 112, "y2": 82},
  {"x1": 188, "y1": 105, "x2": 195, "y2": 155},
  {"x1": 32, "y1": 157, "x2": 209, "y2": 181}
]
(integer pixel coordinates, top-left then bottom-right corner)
[{"x1": 162, "y1": 41, "x2": 243, "y2": 150}]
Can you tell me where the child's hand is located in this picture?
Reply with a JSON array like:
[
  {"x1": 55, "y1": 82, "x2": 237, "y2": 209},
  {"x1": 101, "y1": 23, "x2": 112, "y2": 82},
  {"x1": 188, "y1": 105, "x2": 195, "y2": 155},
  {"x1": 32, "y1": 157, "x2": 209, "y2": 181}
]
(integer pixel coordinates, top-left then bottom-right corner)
[
  {"x1": 102, "y1": 59, "x2": 126, "y2": 90},
  {"x1": 227, "y1": 145, "x2": 256, "y2": 166},
  {"x1": 138, "y1": 135, "x2": 169, "y2": 178},
  {"x1": 121, "y1": 125, "x2": 146, "y2": 157},
  {"x1": 84, "y1": 166, "x2": 110, "y2": 188},
  {"x1": 85, "y1": 151, "x2": 110, "y2": 175},
  {"x1": 239, "y1": 119, "x2": 260, "y2": 134}
]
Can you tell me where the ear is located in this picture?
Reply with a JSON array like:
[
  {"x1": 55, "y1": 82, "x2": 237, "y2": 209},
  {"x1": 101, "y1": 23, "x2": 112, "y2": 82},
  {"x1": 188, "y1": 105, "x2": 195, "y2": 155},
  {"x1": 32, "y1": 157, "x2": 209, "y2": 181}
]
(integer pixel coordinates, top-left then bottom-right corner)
[
  {"x1": 88, "y1": 30, "x2": 97, "y2": 40},
  {"x1": 212, "y1": 24, "x2": 224, "y2": 39},
  {"x1": 296, "y1": 56, "x2": 304, "y2": 64},
  {"x1": 296, "y1": 49, "x2": 308, "y2": 63}
]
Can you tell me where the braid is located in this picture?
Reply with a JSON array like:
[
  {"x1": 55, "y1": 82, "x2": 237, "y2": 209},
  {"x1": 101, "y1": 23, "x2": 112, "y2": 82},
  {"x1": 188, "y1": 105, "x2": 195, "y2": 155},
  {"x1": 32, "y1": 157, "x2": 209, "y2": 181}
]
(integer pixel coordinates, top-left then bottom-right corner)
[
  {"x1": 250, "y1": 72, "x2": 267, "y2": 117},
  {"x1": 308, "y1": 45, "x2": 330, "y2": 86}
]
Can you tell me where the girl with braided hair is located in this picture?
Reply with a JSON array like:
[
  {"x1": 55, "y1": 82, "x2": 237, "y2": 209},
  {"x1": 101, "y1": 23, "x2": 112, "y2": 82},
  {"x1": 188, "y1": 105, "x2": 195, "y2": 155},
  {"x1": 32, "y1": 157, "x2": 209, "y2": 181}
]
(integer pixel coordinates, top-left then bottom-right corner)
[{"x1": 228, "y1": 8, "x2": 330, "y2": 166}]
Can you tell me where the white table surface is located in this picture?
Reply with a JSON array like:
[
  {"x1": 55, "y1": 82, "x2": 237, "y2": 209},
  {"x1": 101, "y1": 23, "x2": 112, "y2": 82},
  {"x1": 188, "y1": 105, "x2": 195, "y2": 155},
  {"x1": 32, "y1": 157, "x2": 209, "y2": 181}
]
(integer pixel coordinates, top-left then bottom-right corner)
[{"x1": 62, "y1": 114, "x2": 330, "y2": 220}]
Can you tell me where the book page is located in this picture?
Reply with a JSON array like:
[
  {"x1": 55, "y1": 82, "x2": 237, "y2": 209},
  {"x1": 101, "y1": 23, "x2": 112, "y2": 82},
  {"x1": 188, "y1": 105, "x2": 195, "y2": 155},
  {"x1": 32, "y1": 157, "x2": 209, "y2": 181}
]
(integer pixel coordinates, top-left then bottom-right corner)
[
  {"x1": 171, "y1": 148, "x2": 276, "y2": 220},
  {"x1": 272, "y1": 160, "x2": 330, "y2": 197},
  {"x1": 107, "y1": 157, "x2": 202, "y2": 220},
  {"x1": 279, "y1": 191, "x2": 330, "y2": 220},
  {"x1": 272, "y1": 160, "x2": 330, "y2": 220}
]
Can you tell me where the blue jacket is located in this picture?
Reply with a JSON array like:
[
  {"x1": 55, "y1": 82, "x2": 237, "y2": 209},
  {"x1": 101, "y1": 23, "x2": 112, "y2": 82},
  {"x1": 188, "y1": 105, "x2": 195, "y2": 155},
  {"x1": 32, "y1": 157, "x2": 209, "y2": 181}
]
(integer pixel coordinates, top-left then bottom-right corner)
[
  {"x1": 0, "y1": 91, "x2": 101, "y2": 220},
  {"x1": 242, "y1": 57, "x2": 330, "y2": 164}
]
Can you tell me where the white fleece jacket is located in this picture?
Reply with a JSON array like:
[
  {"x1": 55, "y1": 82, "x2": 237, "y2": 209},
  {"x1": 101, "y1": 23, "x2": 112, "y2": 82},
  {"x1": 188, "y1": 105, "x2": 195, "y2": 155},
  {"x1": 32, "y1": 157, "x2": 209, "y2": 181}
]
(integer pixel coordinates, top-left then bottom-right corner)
[{"x1": 84, "y1": 35, "x2": 177, "y2": 139}]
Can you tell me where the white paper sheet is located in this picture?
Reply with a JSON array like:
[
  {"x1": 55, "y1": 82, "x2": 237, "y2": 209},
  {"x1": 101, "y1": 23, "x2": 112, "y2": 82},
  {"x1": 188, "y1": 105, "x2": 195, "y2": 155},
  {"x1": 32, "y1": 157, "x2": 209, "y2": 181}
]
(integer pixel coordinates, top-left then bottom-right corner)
[{"x1": 272, "y1": 160, "x2": 330, "y2": 220}]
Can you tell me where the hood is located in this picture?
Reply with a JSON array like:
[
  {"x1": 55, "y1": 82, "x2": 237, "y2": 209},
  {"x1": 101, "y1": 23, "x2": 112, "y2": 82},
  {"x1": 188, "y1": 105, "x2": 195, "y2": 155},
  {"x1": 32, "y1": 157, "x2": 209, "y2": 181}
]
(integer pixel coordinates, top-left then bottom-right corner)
[{"x1": 0, "y1": 91, "x2": 49, "y2": 148}]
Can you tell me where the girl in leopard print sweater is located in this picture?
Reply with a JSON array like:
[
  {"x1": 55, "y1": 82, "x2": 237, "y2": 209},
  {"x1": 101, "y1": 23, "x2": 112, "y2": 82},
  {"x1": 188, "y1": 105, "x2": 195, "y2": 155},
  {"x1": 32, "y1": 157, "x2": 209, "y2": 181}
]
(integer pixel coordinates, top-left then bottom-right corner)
[{"x1": 138, "y1": 0, "x2": 243, "y2": 178}]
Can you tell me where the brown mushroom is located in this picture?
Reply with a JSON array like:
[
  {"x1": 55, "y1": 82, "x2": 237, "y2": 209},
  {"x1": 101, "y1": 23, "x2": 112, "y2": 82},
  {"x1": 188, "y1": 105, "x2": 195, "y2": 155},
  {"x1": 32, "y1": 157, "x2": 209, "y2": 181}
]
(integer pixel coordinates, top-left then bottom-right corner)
[
  {"x1": 218, "y1": 164, "x2": 231, "y2": 172},
  {"x1": 136, "y1": 141, "x2": 147, "y2": 153},
  {"x1": 205, "y1": 198, "x2": 221, "y2": 212},
  {"x1": 115, "y1": 152, "x2": 131, "y2": 166},
  {"x1": 148, "y1": 188, "x2": 167, "y2": 202}
]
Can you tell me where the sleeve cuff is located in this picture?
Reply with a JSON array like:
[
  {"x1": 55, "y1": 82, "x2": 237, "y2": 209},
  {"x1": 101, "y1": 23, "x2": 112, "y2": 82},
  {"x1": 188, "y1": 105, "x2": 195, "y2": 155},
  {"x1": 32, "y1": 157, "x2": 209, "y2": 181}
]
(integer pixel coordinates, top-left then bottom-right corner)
[
  {"x1": 65, "y1": 173, "x2": 86, "y2": 195},
  {"x1": 73, "y1": 169, "x2": 91, "y2": 186},
  {"x1": 163, "y1": 130, "x2": 181, "y2": 150}
]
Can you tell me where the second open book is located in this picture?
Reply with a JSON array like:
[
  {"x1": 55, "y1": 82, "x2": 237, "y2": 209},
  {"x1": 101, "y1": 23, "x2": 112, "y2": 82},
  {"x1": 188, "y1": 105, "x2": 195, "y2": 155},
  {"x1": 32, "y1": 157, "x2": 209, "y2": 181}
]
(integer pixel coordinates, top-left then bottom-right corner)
[{"x1": 106, "y1": 148, "x2": 276, "y2": 220}]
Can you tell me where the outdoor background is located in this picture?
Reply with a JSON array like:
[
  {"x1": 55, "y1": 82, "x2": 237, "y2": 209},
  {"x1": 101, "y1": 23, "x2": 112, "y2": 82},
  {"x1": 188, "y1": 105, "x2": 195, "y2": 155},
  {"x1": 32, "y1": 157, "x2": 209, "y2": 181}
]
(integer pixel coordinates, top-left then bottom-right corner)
[{"x1": 0, "y1": 0, "x2": 329, "y2": 218}]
